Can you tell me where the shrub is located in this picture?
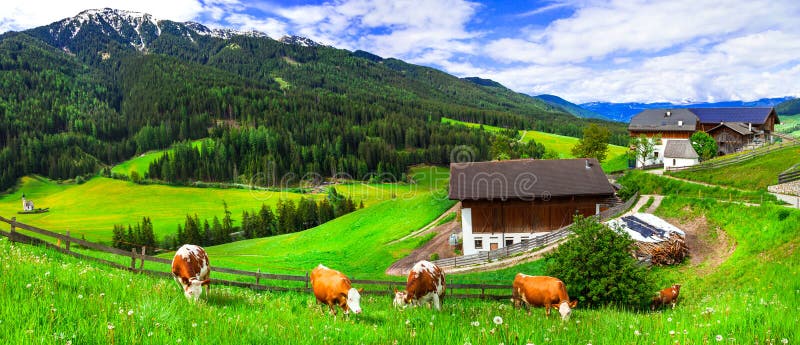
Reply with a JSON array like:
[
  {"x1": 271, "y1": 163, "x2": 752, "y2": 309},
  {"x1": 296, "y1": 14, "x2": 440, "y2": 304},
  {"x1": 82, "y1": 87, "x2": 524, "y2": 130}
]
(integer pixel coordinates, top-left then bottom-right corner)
[
  {"x1": 545, "y1": 215, "x2": 655, "y2": 308},
  {"x1": 430, "y1": 253, "x2": 440, "y2": 261}
]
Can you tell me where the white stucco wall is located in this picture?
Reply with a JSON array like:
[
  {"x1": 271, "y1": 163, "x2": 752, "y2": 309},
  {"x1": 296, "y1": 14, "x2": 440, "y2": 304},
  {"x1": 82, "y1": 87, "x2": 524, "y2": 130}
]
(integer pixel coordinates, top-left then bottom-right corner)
[
  {"x1": 635, "y1": 138, "x2": 666, "y2": 168},
  {"x1": 460, "y1": 208, "x2": 475, "y2": 255},
  {"x1": 664, "y1": 156, "x2": 699, "y2": 169}
]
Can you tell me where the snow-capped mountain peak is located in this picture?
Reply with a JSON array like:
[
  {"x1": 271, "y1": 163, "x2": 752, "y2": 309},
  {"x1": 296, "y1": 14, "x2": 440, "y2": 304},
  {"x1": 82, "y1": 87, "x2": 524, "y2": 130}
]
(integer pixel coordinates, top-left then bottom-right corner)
[{"x1": 279, "y1": 35, "x2": 321, "y2": 47}]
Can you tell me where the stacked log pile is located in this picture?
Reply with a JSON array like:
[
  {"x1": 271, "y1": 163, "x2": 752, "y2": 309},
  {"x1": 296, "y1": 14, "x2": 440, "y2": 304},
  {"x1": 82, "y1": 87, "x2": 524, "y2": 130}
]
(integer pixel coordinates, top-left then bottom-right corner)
[{"x1": 633, "y1": 233, "x2": 688, "y2": 266}]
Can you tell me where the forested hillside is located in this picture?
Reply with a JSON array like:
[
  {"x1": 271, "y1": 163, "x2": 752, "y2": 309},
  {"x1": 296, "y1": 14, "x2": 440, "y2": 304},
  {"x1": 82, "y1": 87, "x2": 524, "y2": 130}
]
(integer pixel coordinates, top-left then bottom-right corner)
[{"x1": 0, "y1": 8, "x2": 628, "y2": 191}]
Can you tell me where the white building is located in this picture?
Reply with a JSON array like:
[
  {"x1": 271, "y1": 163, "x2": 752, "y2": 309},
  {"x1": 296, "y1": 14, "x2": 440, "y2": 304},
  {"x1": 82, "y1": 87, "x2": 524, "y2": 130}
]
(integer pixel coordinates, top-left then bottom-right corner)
[{"x1": 663, "y1": 139, "x2": 699, "y2": 170}]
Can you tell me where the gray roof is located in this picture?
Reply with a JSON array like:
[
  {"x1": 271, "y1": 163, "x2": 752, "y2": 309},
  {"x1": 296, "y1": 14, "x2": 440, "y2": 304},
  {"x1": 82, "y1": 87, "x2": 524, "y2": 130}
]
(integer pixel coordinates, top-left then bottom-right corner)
[
  {"x1": 628, "y1": 109, "x2": 698, "y2": 132},
  {"x1": 707, "y1": 122, "x2": 755, "y2": 136},
  {"x1": 449, "y1": 158, "x2": 615, "y2": 200},
  {"x1": 663, "y1": 140, "x2": 699, "y2": 159}
]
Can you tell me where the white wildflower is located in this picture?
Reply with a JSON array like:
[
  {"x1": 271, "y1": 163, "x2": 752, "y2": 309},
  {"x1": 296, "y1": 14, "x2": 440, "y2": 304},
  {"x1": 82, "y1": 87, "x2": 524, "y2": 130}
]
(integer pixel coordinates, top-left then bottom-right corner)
[
  {"x1": 493, "y1": 316, "x2": 503, "y2": 325},
  {"x1": 716, "y1": 335, "x2": 723, "y2": 342},
  {"x1": 634, "y1": 330, "x2": 641, "y2": 336},
  {"x1": 107, "y1": 323, "x2": 115, "y2": 331},
  {"x1": 26, "y1": 283, "x2": 32, "y2": 288},
  {"x1": 471, "y1": 321, "x2": 480, "y2": 327},
  {"x1": 127, "y1": 310, "x2": 134, "y2": 317},
  {"x1": 192, "y1": 322, "x2": 198, "y2": 328}
]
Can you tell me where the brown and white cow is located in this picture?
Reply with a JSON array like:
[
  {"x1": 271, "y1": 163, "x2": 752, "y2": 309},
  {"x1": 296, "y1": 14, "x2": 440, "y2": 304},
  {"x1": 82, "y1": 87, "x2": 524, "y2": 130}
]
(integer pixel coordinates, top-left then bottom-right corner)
[
  {"x1": 393, "y1": 260, "x2": 446, "y2": 310},
  {"x1": 651, "y1": 284, "x2": 681, "y2": 310},
  {"x1": 310, "y1": 264, "x2": 363, "y2": 315},
  {"x1": 171, "y1": 244, "x2": 210, "y2": 302},
  {"x1": 511, "y1": 274, "x2": 577, "y2": 320}
]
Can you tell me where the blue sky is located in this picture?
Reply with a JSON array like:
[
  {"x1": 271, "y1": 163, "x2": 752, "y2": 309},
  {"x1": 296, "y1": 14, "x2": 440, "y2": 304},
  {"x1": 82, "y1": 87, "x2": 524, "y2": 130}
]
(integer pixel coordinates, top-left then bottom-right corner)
[{"x1": 2, "y1": 0, "x2": 799, "y2": 103}]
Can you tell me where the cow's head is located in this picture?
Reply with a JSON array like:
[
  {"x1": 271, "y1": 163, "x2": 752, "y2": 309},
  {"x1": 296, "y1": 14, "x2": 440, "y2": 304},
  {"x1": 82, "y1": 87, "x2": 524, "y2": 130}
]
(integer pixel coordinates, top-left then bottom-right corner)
[
  {"x1": 672, "y1": 284, "x2": 681, "y2": 295},
  {"x1": 346, "y1": 287, "x2": 363, "y2": 314},
  {"x1": 184, "y1": 278, "x2": 210, "y2": 301},
  {"x1": 393, "y1": 288, "x2": 408, "y2": 308},
  {"x1": 558, "y1": 300, "x2": 577, "y2": 320}
]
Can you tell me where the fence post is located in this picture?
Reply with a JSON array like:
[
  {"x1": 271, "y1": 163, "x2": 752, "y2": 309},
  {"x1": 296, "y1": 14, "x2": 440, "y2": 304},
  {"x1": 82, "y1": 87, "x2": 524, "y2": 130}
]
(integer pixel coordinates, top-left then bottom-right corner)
[
  {"x1": 454, "y1": 256, "x2": 457, "y2": 268},
  {"x1": 481, "y1": 287, "x2": 485, "y2": 299},
  {"x1": 65, "y1": 230, "x2": 71, "y2": 252},
  {"x1": 256, "y1": 269, "x2": 261, "y2": 286},
  {"x1": 9, "y1": 217, "x2": 16, "y2": 243},
  {"x1": 305, "y1": 272, "x2": 309, "y2": 290},
  {"x1": 139, "y1": 246, "x2": 146, "y2": 270},
  {"x1": 130, "y1": 248, "x2": 137, "y2": 271}
]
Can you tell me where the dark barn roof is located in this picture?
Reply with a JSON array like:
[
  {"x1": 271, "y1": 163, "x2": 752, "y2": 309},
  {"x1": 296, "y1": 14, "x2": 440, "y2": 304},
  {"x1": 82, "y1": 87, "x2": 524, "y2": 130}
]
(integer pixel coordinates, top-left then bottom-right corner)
[
  {"x1": 628, "y1": 109, "x2": 698, "y2": 132},
  {"x1": 689, "y1": 107, "x2": 778, "y2": 125},
  {"x1": 449, "y1": 158, "x2": 615, "y2": 200},
  {"x1": 663, "y1": 140, "x2": 699, "y2": 159},
  {"x1": 706, "y1": 122, "x2": 755, "y2": 136}
]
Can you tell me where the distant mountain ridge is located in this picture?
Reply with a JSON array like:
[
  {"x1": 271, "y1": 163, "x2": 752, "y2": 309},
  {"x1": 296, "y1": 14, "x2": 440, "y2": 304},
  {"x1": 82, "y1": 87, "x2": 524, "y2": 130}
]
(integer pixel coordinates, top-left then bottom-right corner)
[
  {"x1": 581, "y1": 97, "x2": 795, "y2": 122},
  {"x1": 533, "y1": 94, "x2": 609, "y2": 121},
  {"x1": 775, "y1": 98, "x2": 800, "y2": 116}
]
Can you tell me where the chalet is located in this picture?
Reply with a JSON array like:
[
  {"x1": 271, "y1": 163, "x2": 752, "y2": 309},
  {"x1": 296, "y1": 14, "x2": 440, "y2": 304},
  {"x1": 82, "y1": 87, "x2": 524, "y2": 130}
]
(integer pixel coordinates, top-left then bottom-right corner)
[
  {"x1": 663, "y1": 139, "x2": 699, "y2": 169},
  {"x1": 628, "y1": 107, "x2": 781, "y2": 166},
  {"x1": 449, "y1": 159, "x2": 617, "y2": 255}
]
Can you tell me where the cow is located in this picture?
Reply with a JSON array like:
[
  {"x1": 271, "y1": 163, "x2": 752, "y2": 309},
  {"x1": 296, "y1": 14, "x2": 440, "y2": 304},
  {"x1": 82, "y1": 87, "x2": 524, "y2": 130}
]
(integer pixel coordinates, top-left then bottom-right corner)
[
  {"x1": 171, "y1": 244, "x2": 211, "y2": 302},
  {"x1": 393, "y1": 260, "x2": 446, "y2": 310},
  {"x1": 651, "y1": 284, "x2": 681, "y2": 310},
  {"x1": 511, "y1": 274, "x2": 577, "y2": 320},
  {"x1": 310, "y1": 264, "x2": 363, "y2": 315}
]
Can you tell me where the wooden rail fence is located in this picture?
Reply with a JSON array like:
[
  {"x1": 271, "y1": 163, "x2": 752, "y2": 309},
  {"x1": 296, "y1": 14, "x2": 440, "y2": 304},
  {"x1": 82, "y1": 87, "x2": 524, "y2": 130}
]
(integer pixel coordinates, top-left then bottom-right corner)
[
  {"x1": 432, "y1": 193, "x2": 639, "y2": 269},
  {"x1": 778, "y1": 162, "x2": 800, "y2": 184},
  {"x1": 666, "y1": 141, "x2": 800, "y2": 172},
  {"x1": 0, "y1": 215, "x2": 511, "y2": 300}
]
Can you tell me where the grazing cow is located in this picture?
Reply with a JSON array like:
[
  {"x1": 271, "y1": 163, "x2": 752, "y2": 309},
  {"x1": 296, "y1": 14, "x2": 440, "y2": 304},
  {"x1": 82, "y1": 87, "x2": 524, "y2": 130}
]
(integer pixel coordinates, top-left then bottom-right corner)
[
  {"x1": 171, "y1": 244, "x2": 211, "y2": 302},
  {"x1": 511, "y1": 274, "x2": 577, "y2": 320},
  {"x1": 652, "y1": 284, "x2": 681, "y2": 310},
  {"x1": 393, "y1": 260, "x2": 446, "y2": 310},
  {"x1": 310, "y1": 264, "x2": 363, "y2": 315}
]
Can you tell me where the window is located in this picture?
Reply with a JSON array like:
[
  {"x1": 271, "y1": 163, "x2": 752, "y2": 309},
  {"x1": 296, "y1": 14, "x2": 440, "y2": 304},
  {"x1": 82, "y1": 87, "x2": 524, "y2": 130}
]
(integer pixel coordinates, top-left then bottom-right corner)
[
  {"x1": 673, "y1": 159, "x2": 676, "y2": 166},
  {"x1": 474, "y1": 239, "x2": 483, "y2": 249},
  {"x1": 505, "y1": 239, "x2": 514, "y2": 246},
  {"x1": 654, "y1": 151, "x2": 659, "y2": 158}
]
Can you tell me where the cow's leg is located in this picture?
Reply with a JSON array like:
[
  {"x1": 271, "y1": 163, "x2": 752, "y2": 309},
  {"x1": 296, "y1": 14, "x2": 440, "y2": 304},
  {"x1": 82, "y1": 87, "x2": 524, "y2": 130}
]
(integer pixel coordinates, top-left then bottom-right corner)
[
  {"x1": 432, "y1": 294, "x2": 441, "y2": 311},
  {"x1": 545, "y1": 303, "x2": 552, "y2": 317}
]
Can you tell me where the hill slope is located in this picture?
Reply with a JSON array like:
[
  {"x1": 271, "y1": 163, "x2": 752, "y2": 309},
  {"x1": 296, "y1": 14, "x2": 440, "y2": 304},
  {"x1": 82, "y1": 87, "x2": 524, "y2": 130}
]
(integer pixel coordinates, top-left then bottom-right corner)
[{"x1": 534, "y1": 94, "x2": 609, "y2": 120}]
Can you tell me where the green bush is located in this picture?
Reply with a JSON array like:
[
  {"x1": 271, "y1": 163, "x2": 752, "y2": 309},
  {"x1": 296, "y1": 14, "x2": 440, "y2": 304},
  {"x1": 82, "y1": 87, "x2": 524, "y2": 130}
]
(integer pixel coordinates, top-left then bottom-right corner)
[{"x1": 545, "y1": 215, "x2": 656, "y2": 308}]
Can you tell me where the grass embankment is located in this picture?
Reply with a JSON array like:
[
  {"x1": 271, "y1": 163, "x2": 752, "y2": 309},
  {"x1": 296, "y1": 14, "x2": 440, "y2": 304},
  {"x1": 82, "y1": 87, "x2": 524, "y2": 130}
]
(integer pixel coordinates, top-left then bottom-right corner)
[
  {"x1": 619, "y1": 170, "x2": 778, "y2": 204},
  {"x1": 668, "y1": 146, "x2": 800, "y2": 190},
  {"x1": 441, "y1": 117, "x2": 630, "y2": 172},
  {"x1": 776, "y1": 114, "x2": 800, "y2": 137},
  {"x1": 111, "y1": 139, "x2": 208, "y2": 178},
  {"x1": 3, "y1": 195, "x2": 798, "y2": 344}
]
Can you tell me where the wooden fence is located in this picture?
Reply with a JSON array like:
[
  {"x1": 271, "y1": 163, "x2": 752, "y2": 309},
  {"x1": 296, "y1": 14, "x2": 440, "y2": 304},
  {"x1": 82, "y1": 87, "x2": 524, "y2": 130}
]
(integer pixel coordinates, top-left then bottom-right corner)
[
  {"x1": 0, "y1": 215, "x2": 511, "y2": 300},
  {"x1": 778, "y1": 162, "x2": 800, "y2": 184},
  {"x1": 432, "y1": 193, "x2": 639, "y2": 269},
  {"x1": 666, "y1": 141, "x2": 800, "y2": 172}
]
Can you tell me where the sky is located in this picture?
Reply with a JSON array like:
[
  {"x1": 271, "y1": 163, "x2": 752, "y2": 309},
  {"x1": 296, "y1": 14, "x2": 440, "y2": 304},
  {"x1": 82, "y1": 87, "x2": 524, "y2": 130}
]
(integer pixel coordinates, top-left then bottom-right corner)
[{"x1": 1, "y1": 0, "x2": 799, "y2": 104}]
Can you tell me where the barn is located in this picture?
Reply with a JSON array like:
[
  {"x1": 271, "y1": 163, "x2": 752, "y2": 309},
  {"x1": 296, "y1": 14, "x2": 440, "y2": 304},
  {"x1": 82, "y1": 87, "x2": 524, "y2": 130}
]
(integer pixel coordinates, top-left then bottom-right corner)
[{"x1": 449, "y1": 158, "x2": 617, "y2": 255}]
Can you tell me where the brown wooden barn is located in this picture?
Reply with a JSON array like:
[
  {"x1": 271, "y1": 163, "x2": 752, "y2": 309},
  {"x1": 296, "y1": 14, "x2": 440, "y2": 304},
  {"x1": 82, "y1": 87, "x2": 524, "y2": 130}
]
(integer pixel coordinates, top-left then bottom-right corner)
[{"x1": 449, "y1": 159, "x2": 617, "y2": 255}]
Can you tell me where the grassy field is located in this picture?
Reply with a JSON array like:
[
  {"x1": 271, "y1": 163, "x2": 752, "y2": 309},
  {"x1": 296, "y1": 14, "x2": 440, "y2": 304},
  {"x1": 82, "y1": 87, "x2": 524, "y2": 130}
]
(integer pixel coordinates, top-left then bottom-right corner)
[
  {"x1": 441, "y1": 117, "x2": 630, "y2": 172},
  {"x1": 669, "y1": 145, "x2": 800, "y2": 190},
  {"x1": 111, "y1": 139, "x2": 208, "y2": 178},
  {"x1": 776, "y1": 114, "x2": 800, "y2": 137},
  {"x1": 3, "y1": 195, "x2": 798, "y2": 344},
  {"x1": 0, "y1": 176, "x2": 319, "y2": 242}
]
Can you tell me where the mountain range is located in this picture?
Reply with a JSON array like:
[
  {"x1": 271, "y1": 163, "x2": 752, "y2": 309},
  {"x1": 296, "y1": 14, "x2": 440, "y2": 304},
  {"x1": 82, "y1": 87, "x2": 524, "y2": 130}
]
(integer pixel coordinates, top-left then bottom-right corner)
[
  {"x1": 579, "y1": 97, "x2": 796, "y2": 122},
  {"x1": 0, "y1": 8, "x2": 631, "y2": 191}
]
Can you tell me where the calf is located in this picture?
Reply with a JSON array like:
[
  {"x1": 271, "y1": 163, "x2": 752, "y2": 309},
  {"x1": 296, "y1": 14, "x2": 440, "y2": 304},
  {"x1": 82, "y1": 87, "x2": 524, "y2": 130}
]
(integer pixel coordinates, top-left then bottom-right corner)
[
  {"x1": 511, "y1": 274, "x2": 577, "y2": 320},
  {"x1": 393, "y1": 260, "x2": 446, "y2": 310},
  {"x1": 652, "y1": 284, "x2": 681, "y2": 310},
  {"x1": 171, "y1": 244, "x2": 210, "y2": 302},
  {"x1": 310, "y1": 264, "x2": 363, "y2": 315}
]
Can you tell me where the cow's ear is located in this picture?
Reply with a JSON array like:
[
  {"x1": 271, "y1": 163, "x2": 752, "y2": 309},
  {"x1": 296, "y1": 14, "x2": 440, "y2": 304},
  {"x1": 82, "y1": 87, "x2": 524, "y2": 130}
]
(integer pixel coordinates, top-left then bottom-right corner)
[
  {"x1": 358, "y1": 288, "x2": 364, "y2": 294},
  {"x1": 570, "y1": 300, "x2": 578, "y2": 308},
  {"x1": 393, "y1": 288, "x2": 398, "y2": 294}
]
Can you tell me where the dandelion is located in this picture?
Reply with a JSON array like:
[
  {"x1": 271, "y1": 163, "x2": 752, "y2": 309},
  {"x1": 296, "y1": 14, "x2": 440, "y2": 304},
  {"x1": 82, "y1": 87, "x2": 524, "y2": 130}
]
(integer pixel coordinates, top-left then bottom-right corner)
[
  {"x1": 716, "y1": 335, "x2": 723, "y2": 341},
  {"x1": 781, "y1": 339, "x2": 788, "y2": 344},
  {"x1": 684, "y1": 330, "x2": 688, "y2": 335},
  {"x1": 99, "y1": 293, "x2": 105, "y2": 298},
  {"x1": 192, "y1": 322, "x2": 198, "y2": 328},
  {"x1": 148, "y1": 332, "x2": 153, "y2": 337},
  {"x1": 107, "y1": 323, "x2": 115, "y2": 331},
  {"x1": 405, "y1": 319, "x2": 411, "y2": 325},
  {"x1": 493, "y1": 316, "x2": 503, "y2": 325},
  {"x1": 471, "y1": 321, "x2": 480, "y2": 327},
  {"x1": 634, "y1": 330, "x2": 641, "y2": 336},
  {"x1": 669, "y1": 330, "x2": 675, "y2": 336},
  {"x1": 26, "y1": 283, "x2": 31, "y2": 288},
  {"x1": 127, "y1": 310, "x2": 134, "y2": 317},
  {"x1": 667, "y1": 317, "x2": 673, "y2": 322}
]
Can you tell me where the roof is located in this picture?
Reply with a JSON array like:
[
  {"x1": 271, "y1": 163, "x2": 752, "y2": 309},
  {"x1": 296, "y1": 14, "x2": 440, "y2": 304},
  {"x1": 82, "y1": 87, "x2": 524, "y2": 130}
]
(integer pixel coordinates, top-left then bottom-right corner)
[
  {"x1": 663, "y1": 139, "x2": 699, "y2": 159},
  {"x1": 449, "y1": 158, "x2": 615, "y2": 200},
  {"x1": 706, "y1": 122, "x2": 755, "y2": 136},
  {"x1": 628, "y1": 109, "x2": 698, "y2": 132},
  {"x1": 689, "y1": 107, "x2": 778, "y2": 125}
]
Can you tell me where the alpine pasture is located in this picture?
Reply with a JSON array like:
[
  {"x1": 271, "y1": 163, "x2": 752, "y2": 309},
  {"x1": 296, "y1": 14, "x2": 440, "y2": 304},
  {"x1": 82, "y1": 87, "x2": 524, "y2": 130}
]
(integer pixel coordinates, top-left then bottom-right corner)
[{"x1": 2, "y1": 193, "x2": 798, "y2": 344}]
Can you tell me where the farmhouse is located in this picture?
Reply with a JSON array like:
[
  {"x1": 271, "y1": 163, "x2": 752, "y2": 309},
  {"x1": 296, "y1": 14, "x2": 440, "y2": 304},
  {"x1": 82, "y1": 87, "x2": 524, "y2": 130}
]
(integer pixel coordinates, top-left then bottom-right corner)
[
  {"x1": 449, "y1": 158, "x2": 617, "y2": 255},
  {"x1": 628, "y1": 107, "x2": 781, "y2": 167},
  {"x1": 21, "y1": 195, "x2": 34, "y2": 212},
  {"x1": 663, "y1": 139, "x2": 699, "y2": 169}
]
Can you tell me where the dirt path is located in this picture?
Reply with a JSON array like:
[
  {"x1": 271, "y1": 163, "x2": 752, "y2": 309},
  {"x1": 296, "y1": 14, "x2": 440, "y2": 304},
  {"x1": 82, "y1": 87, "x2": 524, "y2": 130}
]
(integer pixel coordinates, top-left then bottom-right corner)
[
  {"x1": 385, "y1": 222, "x2": 459, "y2": 276},
  {"x1": 664, "y1": 215, "x2": 735, "y2": 274},
  {"x1": 386, "y1": 203, "x2": 460, "y2": 245}
]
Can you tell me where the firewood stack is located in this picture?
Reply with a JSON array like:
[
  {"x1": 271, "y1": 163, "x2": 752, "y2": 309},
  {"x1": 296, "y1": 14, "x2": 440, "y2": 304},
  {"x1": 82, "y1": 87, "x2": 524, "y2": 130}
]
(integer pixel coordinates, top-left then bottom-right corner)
[{"x1": 633, "y1": 233, "x2": 688, "y2": 266}]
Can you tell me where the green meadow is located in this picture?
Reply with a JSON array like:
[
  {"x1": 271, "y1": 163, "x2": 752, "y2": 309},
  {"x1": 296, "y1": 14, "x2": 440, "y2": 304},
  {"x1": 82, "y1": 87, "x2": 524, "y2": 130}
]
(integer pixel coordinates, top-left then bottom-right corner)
[
  {"x1": 111, "y1": 139, "x2": 208, "y2": 178},
  {"x1": 2, "y1": 193, "x2": 798, "y2": 344},
  {"x1": 441, "y1": 117, "x2": 630, "y2": 172},
  {"x1": 669, "y1": 145, "x2": 800, "y2": 190},
  {"x1": 776, "y1": 114, "x2": 800, "y2": 137}
]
